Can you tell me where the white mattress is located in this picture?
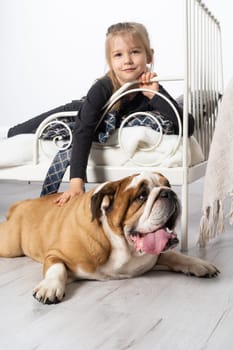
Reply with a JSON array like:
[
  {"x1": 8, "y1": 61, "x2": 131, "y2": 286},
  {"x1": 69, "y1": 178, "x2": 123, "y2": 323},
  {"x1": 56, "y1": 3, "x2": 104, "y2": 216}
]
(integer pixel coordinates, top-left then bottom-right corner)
[{"x1": 0, "y1": 127, "x2": 204, "y2": 168}]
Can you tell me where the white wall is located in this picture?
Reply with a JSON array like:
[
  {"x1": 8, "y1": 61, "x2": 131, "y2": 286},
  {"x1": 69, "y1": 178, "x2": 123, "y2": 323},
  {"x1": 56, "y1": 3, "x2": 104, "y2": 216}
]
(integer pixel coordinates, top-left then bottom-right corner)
[{"x1": 0, "y1": 0, "x2": 232, "y2": 127}]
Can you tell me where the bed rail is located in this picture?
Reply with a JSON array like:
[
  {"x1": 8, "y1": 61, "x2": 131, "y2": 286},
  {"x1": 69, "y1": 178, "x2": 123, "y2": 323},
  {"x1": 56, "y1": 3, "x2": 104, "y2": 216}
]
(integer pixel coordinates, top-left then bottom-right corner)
[
  {"x1": 186, "y1": 0, "x2": 223, "y2": 159},
  {"x1": 179, "y1": 0, "x2": 223, "y2": 250}
]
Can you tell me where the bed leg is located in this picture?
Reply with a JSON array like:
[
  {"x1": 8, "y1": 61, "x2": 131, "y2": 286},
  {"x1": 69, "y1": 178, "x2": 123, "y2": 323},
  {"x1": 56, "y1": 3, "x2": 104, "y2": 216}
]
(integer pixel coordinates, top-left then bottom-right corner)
[{"x1": 180, "y1": 172, "x2": 188, "y2": 252}]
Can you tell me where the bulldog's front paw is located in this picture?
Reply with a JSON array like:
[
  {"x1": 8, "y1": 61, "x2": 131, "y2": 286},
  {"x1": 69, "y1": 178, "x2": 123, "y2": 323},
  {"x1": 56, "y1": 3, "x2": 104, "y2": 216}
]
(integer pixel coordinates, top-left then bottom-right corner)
[
  {"x1": 185, "y1": 258, "x2": 220, "y2": 278},
  {"x1": 33, "y1": 279, "x2": 66, "y2": 304},
  {"x1": 157, "y1": 250, "x2": 220, "y2": 278}
]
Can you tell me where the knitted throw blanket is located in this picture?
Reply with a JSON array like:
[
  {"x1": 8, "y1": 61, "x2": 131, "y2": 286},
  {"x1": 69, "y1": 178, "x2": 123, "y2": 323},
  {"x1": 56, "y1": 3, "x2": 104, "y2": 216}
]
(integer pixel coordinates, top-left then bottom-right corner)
[{"x1": 199, "y1": 78, "x2": 233, "y2": 246}]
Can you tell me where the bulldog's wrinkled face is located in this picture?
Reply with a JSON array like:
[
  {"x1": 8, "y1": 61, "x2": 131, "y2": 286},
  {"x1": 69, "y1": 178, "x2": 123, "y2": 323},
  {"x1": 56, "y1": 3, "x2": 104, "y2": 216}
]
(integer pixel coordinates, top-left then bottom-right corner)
[{"x1": 91, "y1": 172, "x2": 180, "y2": 256}]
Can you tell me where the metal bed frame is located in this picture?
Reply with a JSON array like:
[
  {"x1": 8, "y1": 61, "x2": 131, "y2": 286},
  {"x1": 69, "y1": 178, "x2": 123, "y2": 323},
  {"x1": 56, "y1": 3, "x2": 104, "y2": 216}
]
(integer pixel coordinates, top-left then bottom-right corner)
[{"x1": 0, "y1": 0, "x2": 223, "y2": 251}]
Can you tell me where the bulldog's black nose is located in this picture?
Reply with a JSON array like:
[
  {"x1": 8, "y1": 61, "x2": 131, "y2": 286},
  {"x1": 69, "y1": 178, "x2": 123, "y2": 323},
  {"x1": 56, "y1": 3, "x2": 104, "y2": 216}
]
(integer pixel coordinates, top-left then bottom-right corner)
[
  {"x1": 159, "y1": 189, "x2": 176, "y2": 199},
  {"x1": 166, "y1": 236, "x2": 179, "y2": 249}
]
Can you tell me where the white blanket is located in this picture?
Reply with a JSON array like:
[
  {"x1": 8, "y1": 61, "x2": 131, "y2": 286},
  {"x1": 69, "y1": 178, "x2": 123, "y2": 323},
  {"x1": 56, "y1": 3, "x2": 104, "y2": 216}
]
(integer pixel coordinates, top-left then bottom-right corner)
[{"x1": 90, "y1": 127, "x2": 204, "y2": 167}]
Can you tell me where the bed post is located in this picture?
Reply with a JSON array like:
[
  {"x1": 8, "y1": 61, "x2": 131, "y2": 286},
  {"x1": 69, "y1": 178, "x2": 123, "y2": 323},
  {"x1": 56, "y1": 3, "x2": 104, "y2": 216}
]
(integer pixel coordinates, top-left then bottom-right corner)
[{"x1": 180, "y1": 0, "x2": 190, "y2": 252}]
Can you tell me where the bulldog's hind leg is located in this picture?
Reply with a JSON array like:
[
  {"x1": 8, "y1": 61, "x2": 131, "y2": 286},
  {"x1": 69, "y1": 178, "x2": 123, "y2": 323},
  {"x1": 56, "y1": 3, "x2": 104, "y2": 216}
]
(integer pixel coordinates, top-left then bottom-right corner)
[
  {"x1": 156, "y1": 250, "x2": 220, "y2": 278},
  {"x1": 33, "y1": 255, "x2": 68, "y2": 304},
  {"x1": 0, "y1": 221, "x2": 23, "y2": 257}
]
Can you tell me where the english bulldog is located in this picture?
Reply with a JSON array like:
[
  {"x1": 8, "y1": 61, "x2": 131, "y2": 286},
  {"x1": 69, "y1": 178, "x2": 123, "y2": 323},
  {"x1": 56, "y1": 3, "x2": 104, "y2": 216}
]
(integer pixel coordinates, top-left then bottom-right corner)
[{"x1": 0, "y1": 172, "x2": 219, "y2": 304}]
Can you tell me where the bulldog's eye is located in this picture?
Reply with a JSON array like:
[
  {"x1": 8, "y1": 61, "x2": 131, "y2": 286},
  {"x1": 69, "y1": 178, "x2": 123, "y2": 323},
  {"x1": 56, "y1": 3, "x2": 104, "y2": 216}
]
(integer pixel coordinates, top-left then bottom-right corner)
[{"x1": 137, "y1": 190, "x2": 148, "y2": 202}]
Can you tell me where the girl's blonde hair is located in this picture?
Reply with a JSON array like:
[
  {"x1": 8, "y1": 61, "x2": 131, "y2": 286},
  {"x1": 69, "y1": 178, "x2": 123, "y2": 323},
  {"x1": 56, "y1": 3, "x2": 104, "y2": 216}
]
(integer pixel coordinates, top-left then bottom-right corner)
[{"x1": 105, "y1": 22, "x2": 154, "y2": 93}]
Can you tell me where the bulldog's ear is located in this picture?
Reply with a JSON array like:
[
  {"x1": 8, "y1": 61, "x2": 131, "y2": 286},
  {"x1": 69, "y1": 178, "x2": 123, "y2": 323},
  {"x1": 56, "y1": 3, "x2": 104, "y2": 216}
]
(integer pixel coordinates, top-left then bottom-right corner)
[
  {"x1": 156, "y1": 172, "x2": 171, "y2": 188},
  {"x1": 90, "y1": 182, "x2": 120, "y2": 221}
]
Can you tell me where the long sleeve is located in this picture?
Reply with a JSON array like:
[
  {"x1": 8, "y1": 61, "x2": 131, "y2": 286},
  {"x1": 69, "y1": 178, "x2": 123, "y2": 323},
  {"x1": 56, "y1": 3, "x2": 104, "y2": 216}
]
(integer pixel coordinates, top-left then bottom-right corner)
[
  {"x1": 70, "y1": 77, "x2": 113, "y2": 180},
  {"x1": 148, "y1": 85, "x2": 194, "y2": 136}
]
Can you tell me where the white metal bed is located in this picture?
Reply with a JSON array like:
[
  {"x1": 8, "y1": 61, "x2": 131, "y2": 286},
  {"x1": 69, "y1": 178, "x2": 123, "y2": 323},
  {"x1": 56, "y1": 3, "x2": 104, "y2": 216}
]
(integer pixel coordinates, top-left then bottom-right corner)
[{"x1": 0, "y1": 0, "x2": 223, "y2": 251}]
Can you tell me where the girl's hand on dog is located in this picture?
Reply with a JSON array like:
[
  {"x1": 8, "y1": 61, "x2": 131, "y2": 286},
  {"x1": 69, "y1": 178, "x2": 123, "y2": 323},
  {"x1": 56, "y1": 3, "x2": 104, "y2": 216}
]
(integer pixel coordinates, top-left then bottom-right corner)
[{"x1": 54, "y1": 178, "x2": 84, "y2": 206}]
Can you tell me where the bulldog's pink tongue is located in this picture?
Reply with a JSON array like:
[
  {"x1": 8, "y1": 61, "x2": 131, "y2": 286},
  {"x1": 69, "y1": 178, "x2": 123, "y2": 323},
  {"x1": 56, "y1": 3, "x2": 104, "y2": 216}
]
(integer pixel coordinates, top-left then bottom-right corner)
[
  {"x1": 142, "y1": 229, "x2": 170, "y2": 254},
  {"x1": 132, "y1": 229, "x2": 171, "y2": 255}
]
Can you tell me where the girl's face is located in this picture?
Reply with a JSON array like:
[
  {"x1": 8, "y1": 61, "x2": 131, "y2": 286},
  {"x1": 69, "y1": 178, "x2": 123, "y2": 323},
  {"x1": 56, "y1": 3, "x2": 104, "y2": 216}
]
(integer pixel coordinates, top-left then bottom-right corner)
[{"x1": 109, "y1": 34, "x2": 150, "y2": 85}]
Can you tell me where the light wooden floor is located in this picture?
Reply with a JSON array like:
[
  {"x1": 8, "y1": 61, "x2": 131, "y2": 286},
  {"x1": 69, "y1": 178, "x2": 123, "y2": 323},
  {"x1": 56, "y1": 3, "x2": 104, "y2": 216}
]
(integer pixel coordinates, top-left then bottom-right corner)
[{"x1": 0, "y1": 179, "x2": 233, "y2": 350}]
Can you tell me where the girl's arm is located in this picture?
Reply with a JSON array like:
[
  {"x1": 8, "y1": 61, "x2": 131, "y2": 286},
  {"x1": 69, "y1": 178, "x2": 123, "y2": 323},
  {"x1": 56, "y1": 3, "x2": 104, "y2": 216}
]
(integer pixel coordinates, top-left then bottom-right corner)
[
  {"x1": 54, "y1": 76, "x2": 113, "y2": 206},
  {"x1": 149, "y1": 85, "x2": 195, "y2": 136},
  {"x1": 136, "y1": 71, "x2": 194, "y2": 136}
]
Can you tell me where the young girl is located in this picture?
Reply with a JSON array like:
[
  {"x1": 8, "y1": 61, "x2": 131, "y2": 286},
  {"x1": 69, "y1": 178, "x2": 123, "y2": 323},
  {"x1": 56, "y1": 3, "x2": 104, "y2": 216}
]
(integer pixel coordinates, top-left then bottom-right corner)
[{"x1": 6, "y1": 22, "x2": 195, "y2": 205}]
